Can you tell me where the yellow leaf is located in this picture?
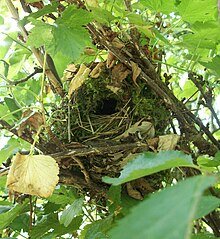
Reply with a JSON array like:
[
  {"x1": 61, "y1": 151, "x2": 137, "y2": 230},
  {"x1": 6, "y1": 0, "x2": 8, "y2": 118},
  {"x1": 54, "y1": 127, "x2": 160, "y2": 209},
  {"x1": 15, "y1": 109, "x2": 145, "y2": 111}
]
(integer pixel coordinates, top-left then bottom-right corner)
[
  {"x1": 7, "y1": 153, "x2": 59, "y2": 198},
  {"x1": 158, "y1": 134, "x2": 180, "y2": 150},
  {"x1": 68, "y1": 64, "x2": 91, "y2": 99}
]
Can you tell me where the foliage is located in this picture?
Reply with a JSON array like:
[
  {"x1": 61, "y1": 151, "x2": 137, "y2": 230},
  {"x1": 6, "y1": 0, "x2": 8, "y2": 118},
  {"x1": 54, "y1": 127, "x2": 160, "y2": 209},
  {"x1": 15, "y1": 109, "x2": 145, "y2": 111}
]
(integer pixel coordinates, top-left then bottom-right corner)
[{"x1": 0, "y1": 0, "x2": 220, "y2": 238}]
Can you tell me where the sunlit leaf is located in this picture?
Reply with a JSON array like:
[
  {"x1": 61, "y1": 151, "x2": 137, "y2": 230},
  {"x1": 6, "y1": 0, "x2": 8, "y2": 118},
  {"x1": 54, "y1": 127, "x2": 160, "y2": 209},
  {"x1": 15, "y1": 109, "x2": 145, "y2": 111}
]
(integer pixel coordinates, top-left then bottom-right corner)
[
  {"x1": 0, "y1": 138, "x2": 20, "y2": 165},
  {"x1": 7, "y1": 153, "x2": 59, "y2": 198},
  {"x1": 178, "y1": 0, "x2": 217, "y2": 23}
]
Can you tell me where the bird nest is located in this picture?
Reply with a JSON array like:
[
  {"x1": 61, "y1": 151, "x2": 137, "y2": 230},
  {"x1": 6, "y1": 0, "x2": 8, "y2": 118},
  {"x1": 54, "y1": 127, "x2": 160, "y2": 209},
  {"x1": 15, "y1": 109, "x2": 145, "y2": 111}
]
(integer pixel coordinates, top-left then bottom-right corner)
[{"x1": 52, "y1": 61, "x2": 170, "y2": 144}]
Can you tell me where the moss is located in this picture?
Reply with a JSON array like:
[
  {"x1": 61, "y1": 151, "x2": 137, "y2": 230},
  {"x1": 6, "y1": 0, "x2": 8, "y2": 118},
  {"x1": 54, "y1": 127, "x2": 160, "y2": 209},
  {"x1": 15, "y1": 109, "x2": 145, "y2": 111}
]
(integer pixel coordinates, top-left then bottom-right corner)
[{"x1": 51, "y1": 64, "x2": 170, "y2": 142}]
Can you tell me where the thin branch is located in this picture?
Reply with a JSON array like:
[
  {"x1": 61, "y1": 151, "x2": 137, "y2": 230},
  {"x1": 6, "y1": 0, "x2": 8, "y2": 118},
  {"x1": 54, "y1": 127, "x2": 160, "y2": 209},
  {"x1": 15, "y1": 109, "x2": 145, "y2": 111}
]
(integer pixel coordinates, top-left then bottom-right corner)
[
  {"x1": 0, "y1": 119, "x2": 34, "y2": 144},
  {"x1": 11, "y1": 67, "x2": 43, "y2": 85},
  {"x1": 188, "y1": 72, "x2": 220, "y2": 128}
]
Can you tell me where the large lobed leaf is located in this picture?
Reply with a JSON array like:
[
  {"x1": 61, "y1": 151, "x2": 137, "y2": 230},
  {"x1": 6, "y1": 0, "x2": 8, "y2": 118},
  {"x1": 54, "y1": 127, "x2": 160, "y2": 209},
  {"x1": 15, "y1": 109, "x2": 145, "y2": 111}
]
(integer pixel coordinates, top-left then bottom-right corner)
[
  {"x1": 103, "y1": 150, "x2": 196, "y2": 185},
  {"x1": 27, "y1": 6, "x2": 93, "y2": 60},
  {"x1": 109, "y1": 175, "x2": 216, "y2": 239},
  {"x1": 177, "y1": 0, "x2": 217, "y2": 23}
]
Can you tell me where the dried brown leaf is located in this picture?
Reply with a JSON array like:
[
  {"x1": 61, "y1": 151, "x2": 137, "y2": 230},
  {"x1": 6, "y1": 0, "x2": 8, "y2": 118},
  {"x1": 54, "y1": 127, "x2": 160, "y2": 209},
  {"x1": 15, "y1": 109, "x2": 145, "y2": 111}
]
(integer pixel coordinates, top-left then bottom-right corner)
[
  {"x1": 17, "y1": 110, "x2": 44, "y2": 136},
  {"x1": 131, "y1": 61, "x2": 141, "y2": 85},
  {"x1": 64, "y1": 64, "x2": 77, "y2": 80},
  {"x1": 90, "y1": 62, "x2": 105, "y2": 78},
  {"x1": 84, "y1": 48, "x2": 96, "y2": 55},
  {"x1": 116, "y1": 120, "x2": 155, "y2": 140},
  {"x1": 158, "y1": 134, "x2": 180, "y2": 150},
  {"x1": 112, "y1": 63, "x2": 130, "y2": 83},
  {"x1": 7, "y1": 153, "x2": 59, "y2": 198},
  {"x1": 126, "y1": 182, "x2": 143, "y2": 200},
  {"x1": 112, "y1": 37, "x2": 125, "y2": 49},
  {"x1": 68, "y1": 64, "x2": 91, "y2": 98},
  {"x1": 106, "y1": 52, "x2": 116, "y2": 68}
]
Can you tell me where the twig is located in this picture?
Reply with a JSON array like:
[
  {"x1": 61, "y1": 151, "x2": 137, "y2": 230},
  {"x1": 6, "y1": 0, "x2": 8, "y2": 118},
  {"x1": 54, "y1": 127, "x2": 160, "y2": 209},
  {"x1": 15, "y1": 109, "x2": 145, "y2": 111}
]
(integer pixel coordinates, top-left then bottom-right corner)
[
  {"x1": 189, "y1": 72, "x2": 220, "y2": 128},
  {"x1": 11, "y1": 67, "x2": 43, "y2": 85}
]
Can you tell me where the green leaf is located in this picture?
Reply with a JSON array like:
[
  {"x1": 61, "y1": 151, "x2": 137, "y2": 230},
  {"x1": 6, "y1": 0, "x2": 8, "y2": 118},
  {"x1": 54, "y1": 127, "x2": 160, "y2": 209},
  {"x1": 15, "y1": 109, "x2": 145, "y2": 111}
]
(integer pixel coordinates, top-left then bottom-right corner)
[
  {"x1": 0, "y1": 200, "x2": 29, "y2": 230},
  {"x1": 0, "y1": 35, "x2": 14, "y2": 59},
  {"x1": 0, "y1": 60, "x2": 9, "y2": 78},
  {"x1": 0, "y1": 138, "x2": 20, "y2": 165},
  {"x1": 10, "y1": 213, "x2": 30, "y2": 232},
  {"x1": 107, "y1": 185, "x2": 121, "y2": 214},
  {"x1": 30, "y1": 213, "x2": 58, "y2": 239},
  {"x1": 0, "y1": 175, "x2": 7, "y2": 189},
  {"x1": 54, "y1": 215, "x2": 82, "y2": 236},
  {"x1": 4, "y1": 97, "x2": 21, "y2": 119},
  {"x1": 81, "y1": 215, "x2": 113, "y2": 239},
  {"x1": 31, "y1": 213, "x2": 82, "y2": 239},
  {"x1": 47, "y1": 186, "x2": 77, "y2": 205},
  {"x1": 0, "y1": 206, "x2": 11, "y2": 214},
  {"x1": 141, "y1": 0, "x2": 176, "y2": 14},
  {"x1": 191, "y1": 233, "x2": 217, "y2": 239},
  {"x1": 0, "y1": 15, "x2": 4, "y2": 25},
  {"x1": 178, "y1": 80, "x2": 198, "y2": 99},
  {"x1": 109, "y1": 175, "x2": 216, "y2": 239},
  {"x1": 27, "y1": 6, "x2": 92, "y2": 60},
  {"x1": 90, "y1": 7, "x2": 115, "y2": 23},
  {"x1": 197, "y1": 152, "x2": 220, "y2": 168},
  {"x1": 59, "y1": 197, "x2": 84, "y2": 227},
  {"x1": 20, "y1": 2, "x2": 59, "y2": 26},
  {"x1": 195, "y1": 195, "x2": 220, "y2": 220},
  {"x1": 199, "y1": 56, "x2": 220, "y2": 77},
  {"x1": 26, "y1": 20, "x2": 53, "y2": 49},
  {"x1": 177, "y1": 0, "x2": 217, "y2": 23},
  {"x1": 103, "y1": 151, "x2": 195, "y2": 185}
]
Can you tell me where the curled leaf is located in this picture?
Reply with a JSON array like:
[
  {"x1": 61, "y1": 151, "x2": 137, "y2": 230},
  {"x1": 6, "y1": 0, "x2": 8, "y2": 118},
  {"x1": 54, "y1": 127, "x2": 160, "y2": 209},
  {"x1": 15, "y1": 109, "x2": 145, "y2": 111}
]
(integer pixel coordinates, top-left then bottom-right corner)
[
  {"x1": 7, "y1": 153, "x2": 59, "y2": 198},
  {"x1": 64, "y1": 64, "x2": 77, "y2": 80},
  {"x1": 112, "y1": 63, "x2": 130, "y2": 84},
  {"x1": 90, "y1": 62, "x2": 105, "y2": 78},
  {"x1": 112, "y1": 37, "x2": 125, "y2": 49},
  {"x1": 106, "y1": 52, "x2": 116, "y2": 68},
  {"x1": 68, "y1": 64, "x2": 91, "y2": 98},
  {"x1": 116, "y1": 120, "x2": 155, "y2": 140},
  {"x1": 131, "y1": 61, "x2": 141, "y2": 85}
]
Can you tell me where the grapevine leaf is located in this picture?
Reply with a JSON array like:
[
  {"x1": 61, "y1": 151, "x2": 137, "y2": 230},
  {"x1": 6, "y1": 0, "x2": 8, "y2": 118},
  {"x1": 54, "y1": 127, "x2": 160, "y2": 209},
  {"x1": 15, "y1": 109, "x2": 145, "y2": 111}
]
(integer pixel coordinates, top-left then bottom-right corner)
[{"x1": 178, "y1": 0, "x2": 217, "y2": 23}]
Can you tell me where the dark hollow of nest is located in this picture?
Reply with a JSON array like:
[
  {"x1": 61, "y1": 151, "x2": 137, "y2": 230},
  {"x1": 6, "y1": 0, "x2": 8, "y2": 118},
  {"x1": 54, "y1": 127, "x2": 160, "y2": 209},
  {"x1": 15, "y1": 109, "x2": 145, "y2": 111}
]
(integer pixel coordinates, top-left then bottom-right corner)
[{"x1": 51, "y1": 62, "x2": 172, "y2": 199}]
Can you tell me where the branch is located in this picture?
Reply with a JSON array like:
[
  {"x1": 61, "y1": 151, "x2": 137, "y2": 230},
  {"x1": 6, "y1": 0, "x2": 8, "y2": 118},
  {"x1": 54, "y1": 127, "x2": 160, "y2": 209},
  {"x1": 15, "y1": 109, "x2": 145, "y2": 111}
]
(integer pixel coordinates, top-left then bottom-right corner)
[
  {"x1": 0, "y1": 119, "x2": 34, "y2": 144},
  {"x1": 5, "y1": 0, "x2": 65, "y2": 97},
  {"x1": 188, "y1": 72, "x2": 220, "y2": 128},
  {"x1": 10, "y1": 67, "x2": 43, "y2": 85}
]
